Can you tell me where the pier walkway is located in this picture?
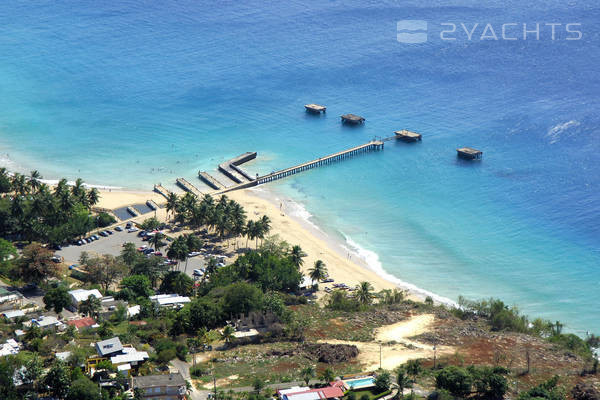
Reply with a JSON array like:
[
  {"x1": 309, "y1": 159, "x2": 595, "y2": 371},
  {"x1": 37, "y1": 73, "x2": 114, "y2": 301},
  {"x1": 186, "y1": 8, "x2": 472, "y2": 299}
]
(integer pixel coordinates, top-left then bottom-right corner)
[
  {"x1": 176, "y1": 178, "x2": 203, "y2": 197},
  {"x1": 198, "y1": 171, "x2": 226, "y2": 190},
  {"x1": 153, "y1": 184, "x2": 172, "y2": 200},
  {"x1": 255, "y1": 140, "x2": 384, "y2": 184}
]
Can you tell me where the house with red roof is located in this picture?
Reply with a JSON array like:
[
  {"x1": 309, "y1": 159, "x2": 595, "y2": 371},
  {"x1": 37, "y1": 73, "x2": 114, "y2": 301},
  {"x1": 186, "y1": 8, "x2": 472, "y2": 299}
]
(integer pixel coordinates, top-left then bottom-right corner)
[
  {"x1": 278, "y1": 385, "x2": 345, "y2": 400},
  {"x1": 67, "y1": 316, "x2": 97, "y2": 330}
]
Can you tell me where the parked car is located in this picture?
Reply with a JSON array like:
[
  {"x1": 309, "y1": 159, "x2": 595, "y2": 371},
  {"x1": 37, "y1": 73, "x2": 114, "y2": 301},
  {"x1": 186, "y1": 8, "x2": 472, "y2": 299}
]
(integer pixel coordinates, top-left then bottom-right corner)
[
  {"x1": 217, "y1": 262, "x2": 225, "y2": 268},
  {"x1": 193, "y1": 269, "x2": 204, "y2": 276},
  {"x1": 99, "y1": 231, "x2": 108, "y2": 237},
  {"x1": 125, "y1": 222, "x2": 132, "y2": 229},
  {"x1": 153, "y1": 251, "x2": 163, "y2": 257},
  {"x1": 188, "y1": 251, "x2": 201, "y2": 257},
  {"x1": 127, "y1": 227, "x2": 139, "y2": 233},
  {"x1": 92, "y1": 235, "x2": 100, "y2": 240},
  {"x1": 69, "y1": 264, "x2": 77, "y2": 270},
  {"x1": 51, "y1": 256, "x2": 62, "y2": 263},
  {"x1": 115, "y1": 226, "x2": 123, "y2": 232},
  {"x1": 106, "y1": 230, "x2": 113, "y2": 235},
  {"x1": 137, "y1": 245, "x2": 148, "y2": 252},
  {"x1": 77, "y1": 240, "x2": 84, "y2": 246},
  {"x1": 322, "y1": 278, "x2": 334, "y2": 283}
]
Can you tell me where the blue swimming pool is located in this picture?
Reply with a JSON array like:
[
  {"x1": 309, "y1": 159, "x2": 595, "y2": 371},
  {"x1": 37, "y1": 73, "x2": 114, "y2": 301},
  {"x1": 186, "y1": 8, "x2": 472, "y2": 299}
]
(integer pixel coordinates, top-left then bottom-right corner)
[{"x1": 345, "y1": 377, "x2": 375, "y2": 389}]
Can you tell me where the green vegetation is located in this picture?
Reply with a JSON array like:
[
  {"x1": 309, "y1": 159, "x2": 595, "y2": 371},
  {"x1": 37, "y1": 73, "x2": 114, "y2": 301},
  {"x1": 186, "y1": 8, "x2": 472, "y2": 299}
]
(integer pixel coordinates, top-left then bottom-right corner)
[{"x1": 0, "y1": 172, "x2": 99, "y2": 245}]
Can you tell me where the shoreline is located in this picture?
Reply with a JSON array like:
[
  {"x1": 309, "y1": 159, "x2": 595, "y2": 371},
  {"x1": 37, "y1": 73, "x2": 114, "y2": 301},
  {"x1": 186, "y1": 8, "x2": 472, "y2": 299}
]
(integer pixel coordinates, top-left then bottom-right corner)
[{"x1": 232, "y1": 186, "x2": 457, "y2": 306}]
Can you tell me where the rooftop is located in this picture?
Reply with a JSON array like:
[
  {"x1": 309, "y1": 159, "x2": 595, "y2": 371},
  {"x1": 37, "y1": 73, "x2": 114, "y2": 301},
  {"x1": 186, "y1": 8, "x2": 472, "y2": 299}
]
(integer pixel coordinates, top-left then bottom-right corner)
[
  {"x1": 395, "y1": 130, "x2": 422, "y2": 141},
  {"x1": 67, "y1": 316, "x2": 96, "y2": 329},
  {"x1": 457, "y1": 147, "x2": 483, "y2": 155},
  {"x1": 132, "y1": 373, "x2": 186, "y2": 389},
  {"x1": 95, "y1": 337, "x2": 123, "y2": 357},
  {"x1": 305, "y1": 104, "x2": 326, "y2": 112},
  {"x1": 69, "y1": 288, "x2": 102, "y2": 303}
]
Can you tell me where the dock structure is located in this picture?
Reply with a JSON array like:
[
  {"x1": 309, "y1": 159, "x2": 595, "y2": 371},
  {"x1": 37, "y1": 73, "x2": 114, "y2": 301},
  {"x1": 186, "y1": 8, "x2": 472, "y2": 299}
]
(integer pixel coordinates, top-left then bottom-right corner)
[
  {"x1": 146, "y1": 200, "x2": 159, "y2": 211},
  {"x1": 305, "y1": 103, "x2": 326, "y2": 114},
  {"x1": 255, "y1": 140, "x2": 384, "y2": 185},
  {"x1": 176, "y1": 178, "x2": 203, "y2": 197},
  {"x1": 198, "y1": 171, "x2": 226, "y2": 190},
  {"x1": 395, "y1": 129, "x2": 422, "y2": 142},
  {"x1": 341, "y1": 114, "x2": 365, "y2": 125},
  {"x1": 126, "y1": 206, "x2": 139, "y2": 217},
  {"x1": 218, "y1": 152, "x2": 257, "y2": 184},
  {"x1": 153, "y1": 184, "x2": 172, "y2": 200},
  {"x1": 457, "y1": 147, "x2": 483, "y2": 160}
]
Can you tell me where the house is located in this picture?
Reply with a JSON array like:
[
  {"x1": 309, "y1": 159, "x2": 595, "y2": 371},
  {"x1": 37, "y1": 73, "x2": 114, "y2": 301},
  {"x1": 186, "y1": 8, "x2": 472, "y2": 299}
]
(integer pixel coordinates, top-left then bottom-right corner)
[
  {"x1": 0, "y1": 287, "x2": 23, "y2": 307},
  {"x1": 149, "y1": 294, "x2": 191, "y2": 309},
  {"x1": 67, "y1": 316, "x2": 97, "y2": 330},
  {"x1": 55, "y1": 351, "x2": 71, "y2": 362},
  {"x1": 1, "y1": 309, "x2": 25, "y2": 320},
  {"x1": 87, "y1": 337, "x2": 148, "y2": 376},
  {"x1": 68, "y1": 288, "x2": 102, "y2": 309},
  {"x1": 31, "y1": 315, "x2": 65, "y2": 331},
  {"x1": 0, "y1": 338, "x2": 21, "y2": 357},
  {"x1": 99, "y1": 297, "x2": 127, "y2": 318},
  {"x1": 278, "y1": 385, "x2": 345, "y2": 400},
  {"x1": 95, "y1": 337, "x2": 123, "y2": 357},
  {"x1": 131, "y1": 373, "x2": 187, "y2": 400}
]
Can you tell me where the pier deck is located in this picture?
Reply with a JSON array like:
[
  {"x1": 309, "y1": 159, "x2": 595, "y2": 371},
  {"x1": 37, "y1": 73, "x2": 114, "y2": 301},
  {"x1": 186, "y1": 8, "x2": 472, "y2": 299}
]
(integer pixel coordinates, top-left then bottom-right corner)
[
  {"x1": 218, "y1": 152, "x2": 257, "y2": 184},
  {"x1": 176, "y1": 178, "x2": 203, "y2": 197},
  {"x1": 198, "y1": 171, "x2": 226, "y2": 190},
  {"x1": 153, "y1": 184, "x2": 172, "y2": 200}
]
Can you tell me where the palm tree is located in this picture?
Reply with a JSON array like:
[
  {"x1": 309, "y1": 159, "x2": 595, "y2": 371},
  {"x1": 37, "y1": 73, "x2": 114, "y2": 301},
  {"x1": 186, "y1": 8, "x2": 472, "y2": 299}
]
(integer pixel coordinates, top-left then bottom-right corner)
[
  {"x1": 166, "y1": 192, "x2": 178, "y2": 221},
  {"x1": 355, "y1": 281, "x2": 374, "y2": 305},
  {"x1": 245, "y1": 220, "x2": 255, "y2": 249},
  {"x1": 71, "y1": 178, "x2": 86, "y2": 202},
  {"x1": 150, "y1": 232, "x2": 166, "y2": 253},
  {"x1": 396, "y1": 367, "x2": 412, "y2": 397},
  {"x1": 319, "y1": 368, "x2": 335, "y2": 384},
  {"x1": 300, "y1": 365, "x2": 315, "y2": 385},
  {"x1": 221, "y1": 325, "x2": 235, "y2": 345},
  {"x1": 11, "y1": 173, "x2": 28, "y2": 196},
  {"x1": 167, "y1": 237, "x2": 189, "y2": 271},
  {"x1": 78, "y1": 295, "x2": 101, "y2": 318},
  {"x1": 29, "y1": 170, "x2": 42, "y2": 193},
  {"x1": 290, "y1": 245, "x2": 307, "y2": 269},
  {"x1": 202, "y1": 257, "x2": 218, "y2": 282},
  {"x1": 87, "y1": 188, "x2": 100, "y2": 208},
  {"x1": 308, "y1": 260, "x2": 327, "y2": 283}
]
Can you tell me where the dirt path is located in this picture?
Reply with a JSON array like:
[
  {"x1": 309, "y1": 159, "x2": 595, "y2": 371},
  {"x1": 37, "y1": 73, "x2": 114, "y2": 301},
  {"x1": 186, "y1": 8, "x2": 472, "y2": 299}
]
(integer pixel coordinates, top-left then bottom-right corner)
[{"x1": 319, "y1": 314, "x2": 454, "y2": 370}]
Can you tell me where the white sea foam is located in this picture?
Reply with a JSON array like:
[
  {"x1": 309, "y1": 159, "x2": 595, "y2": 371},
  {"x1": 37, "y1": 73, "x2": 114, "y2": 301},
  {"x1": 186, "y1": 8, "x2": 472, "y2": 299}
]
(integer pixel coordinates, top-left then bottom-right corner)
[
  {"x1": 547, "y1": 120, "x2": 580, "y2": 144},
  {"x1": 39, "y1": 179, "x2": 123, "y2": 190},
  {"x1": 342, "y1": 234, "x2": 457, "y2": 308}
]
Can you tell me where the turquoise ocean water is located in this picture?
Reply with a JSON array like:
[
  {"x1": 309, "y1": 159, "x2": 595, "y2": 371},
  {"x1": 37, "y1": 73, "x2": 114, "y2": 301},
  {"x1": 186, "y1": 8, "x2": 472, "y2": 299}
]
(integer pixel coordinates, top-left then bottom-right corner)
[{"x1": 0, "y1": 1, "x2": 599, "y2": 332}]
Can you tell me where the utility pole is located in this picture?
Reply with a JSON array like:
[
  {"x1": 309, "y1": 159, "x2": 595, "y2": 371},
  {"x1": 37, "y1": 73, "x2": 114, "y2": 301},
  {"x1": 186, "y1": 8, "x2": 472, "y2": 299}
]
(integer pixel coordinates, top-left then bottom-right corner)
[
  {"x1": 379, "y1": 343, "x2": 382, "y2": 370},
  {"x1": 433, "y1": 345, "x2": 437, "y2": 369}
]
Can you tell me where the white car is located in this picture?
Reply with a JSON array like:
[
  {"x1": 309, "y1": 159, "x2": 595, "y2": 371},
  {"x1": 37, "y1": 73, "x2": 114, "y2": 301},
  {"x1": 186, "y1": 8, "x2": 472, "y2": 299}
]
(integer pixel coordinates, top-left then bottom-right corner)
[
  {"x1": 188, "y1": 251, "x2": 201, "y2": 257},
  {"x1": 127, "y1": 227, "x2": 139, "y2": 232},
  {"x1": 193, "y1": 269, "x2": 204, "y2": 276}
]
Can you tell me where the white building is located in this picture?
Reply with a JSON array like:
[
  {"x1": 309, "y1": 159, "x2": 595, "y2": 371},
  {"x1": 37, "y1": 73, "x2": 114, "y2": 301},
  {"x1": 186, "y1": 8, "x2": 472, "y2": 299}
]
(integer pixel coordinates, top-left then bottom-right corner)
[
  {"x1": 32, "y1": 315, "x2": 65, "y2": 331},
  {"x1": 149, "y1": 294, "x2": 191, "y2": 309},
  {"x1": 0, "y1": 339, "x2": 21, "y2": 357},
  {"x1": 68, "y1": 289, "x2": 103, "y2": 308},
  {"x1": 1, "y1": 310, "x2": 25, "y2": 320}
]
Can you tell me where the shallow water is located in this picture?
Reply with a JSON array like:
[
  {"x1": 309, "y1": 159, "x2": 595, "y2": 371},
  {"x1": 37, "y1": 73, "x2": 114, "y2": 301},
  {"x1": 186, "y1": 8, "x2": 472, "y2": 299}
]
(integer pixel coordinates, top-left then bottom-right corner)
[{"x1": 0, "y1": 0, "x2": 598, "y2": 332}]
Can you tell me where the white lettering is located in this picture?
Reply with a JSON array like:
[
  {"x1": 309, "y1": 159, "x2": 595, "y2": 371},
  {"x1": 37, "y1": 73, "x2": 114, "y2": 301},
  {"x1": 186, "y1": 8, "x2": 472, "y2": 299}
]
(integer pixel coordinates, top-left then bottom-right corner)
[
  {"x1": 502, "y1": 23, "x2": 517, "y2": 40},
  {"x1": 461, "y1": 23, "x2": 479, "y2": 41},
  {"x1": 566, "y1": 23, "x2": 582, "y2": 40},
  {"x1": 440, "y1": 23, "x2": 456, "y2": 40},
  {"x1": 523, "y1": 23, "x2": 540, "y2": 40}
]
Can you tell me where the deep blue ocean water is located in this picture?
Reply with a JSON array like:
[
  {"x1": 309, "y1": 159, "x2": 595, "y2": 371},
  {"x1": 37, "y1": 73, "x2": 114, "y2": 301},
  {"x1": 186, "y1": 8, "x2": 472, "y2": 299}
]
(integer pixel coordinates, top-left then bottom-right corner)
[{"x1": 0, "y1": 1, "x2": 598, "y2": 332}]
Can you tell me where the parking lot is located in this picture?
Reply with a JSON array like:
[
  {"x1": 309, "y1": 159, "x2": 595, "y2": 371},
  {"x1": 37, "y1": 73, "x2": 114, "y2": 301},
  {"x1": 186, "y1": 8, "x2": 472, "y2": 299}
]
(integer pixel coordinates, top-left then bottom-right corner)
[{"x1": 56, "y1": 229, "x2": 209, "y2": 279}]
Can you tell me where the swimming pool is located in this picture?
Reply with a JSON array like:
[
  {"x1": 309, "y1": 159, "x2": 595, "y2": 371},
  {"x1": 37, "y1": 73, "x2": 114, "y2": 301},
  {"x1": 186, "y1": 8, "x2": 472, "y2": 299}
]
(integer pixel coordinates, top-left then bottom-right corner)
[{"x1": 344, "y1": 377, "x2": 375, "y2": 389}]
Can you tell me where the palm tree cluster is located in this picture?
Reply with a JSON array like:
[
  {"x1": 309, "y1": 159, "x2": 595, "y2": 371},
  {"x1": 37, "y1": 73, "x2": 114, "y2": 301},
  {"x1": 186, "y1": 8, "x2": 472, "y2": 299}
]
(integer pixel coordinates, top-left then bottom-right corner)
[
  {"x1": 167, "y1": 233, "x2": 204, "y2": 273},
  {"x1": 0, "y1": 170, "x2": 100, "y2": 244},
  {"x1": 167, "y1": 192, "x2": 271, "y2": 249}
]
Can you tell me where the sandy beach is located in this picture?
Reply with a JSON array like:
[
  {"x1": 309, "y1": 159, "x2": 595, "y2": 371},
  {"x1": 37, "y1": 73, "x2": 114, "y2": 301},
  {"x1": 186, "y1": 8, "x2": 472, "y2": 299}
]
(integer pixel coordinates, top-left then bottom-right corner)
[{"x1": 92, "y1": 185, "x2": 411, "y2": 298}]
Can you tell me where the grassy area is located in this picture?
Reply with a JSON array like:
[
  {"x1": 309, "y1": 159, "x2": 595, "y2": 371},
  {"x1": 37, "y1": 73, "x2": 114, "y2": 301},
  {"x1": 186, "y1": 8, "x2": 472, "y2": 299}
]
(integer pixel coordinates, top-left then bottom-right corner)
[{"x1": 193, "y1": 342, "x2": 362, "y2": 388}]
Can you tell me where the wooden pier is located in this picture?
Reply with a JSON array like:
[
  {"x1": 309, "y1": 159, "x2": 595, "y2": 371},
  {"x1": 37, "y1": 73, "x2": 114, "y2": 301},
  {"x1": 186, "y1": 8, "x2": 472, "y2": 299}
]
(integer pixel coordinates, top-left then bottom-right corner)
[
  {"x1": 457, "y1": 147, "x2": 483, "y2": 160},
  {"x1": 176, "y1": 178, "x2": 203, "y2": 196},
  {"x1": 218, "y1": 152, "x2": 257, "y2": 184},
  {"x1": 255, "y1": 140, "x2": 384, "y2": 185},
  {"x1": 198, "y1": 171, "x2": 226, "y2": 190},
  {"x1": 341, "y1": 114, "x2": 365, "y2": 125},
  {"x1": 146, "y1": 200, "x2": 159, "y2": 211},
  {"x1": 153, "y1": 184, "x2": 172, "y2": 200},
  {"x1": 395, "y1": 129, "x2": 422, "y2": 142},
  {"x1": 305, "y1": 104, "x2": 326, "y2": 113},
  {"x1": 126, "y1": 206, "x2": 139, "y2": 217}
]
